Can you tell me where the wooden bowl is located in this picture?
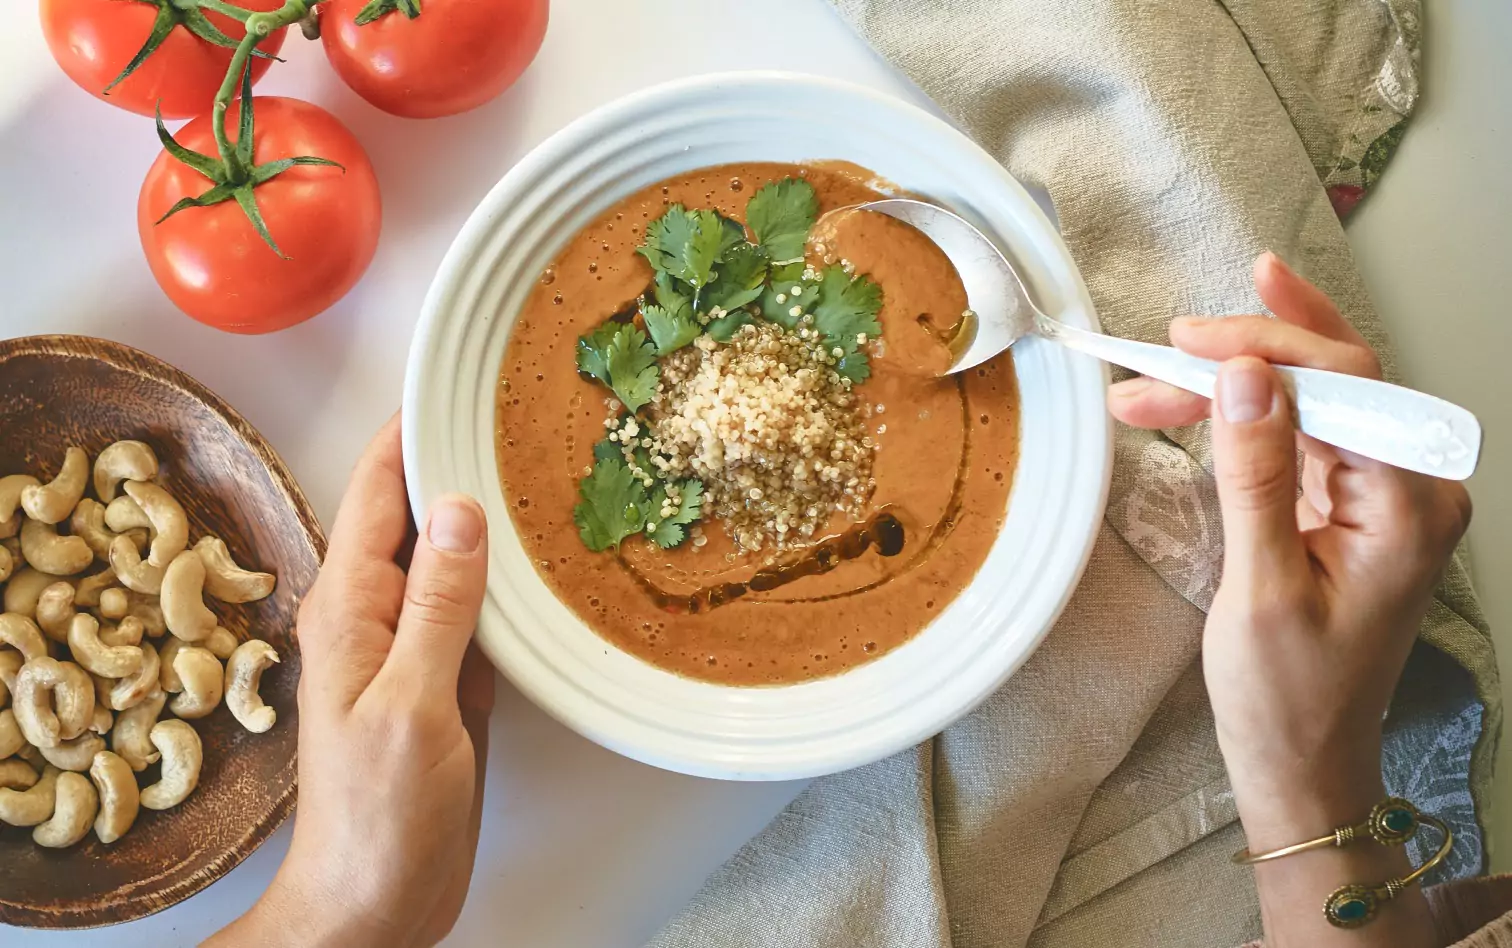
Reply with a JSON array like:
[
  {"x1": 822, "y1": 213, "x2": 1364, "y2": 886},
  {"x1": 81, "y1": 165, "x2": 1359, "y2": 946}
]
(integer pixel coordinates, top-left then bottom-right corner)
[{"x1": 0, "y1": 335, "x2": 322, "y2": 929}]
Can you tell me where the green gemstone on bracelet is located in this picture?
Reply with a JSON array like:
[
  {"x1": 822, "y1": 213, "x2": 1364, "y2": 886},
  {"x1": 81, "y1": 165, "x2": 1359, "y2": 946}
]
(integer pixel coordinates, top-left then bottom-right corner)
[
  {"x1": 1369, "y1": 798, "x2": 1421, "y2": 845},
  {"x1": 1336, "y1": 899, "x2": 1369, "y2": 921},
  {"x1": 1325, "y1": 885, "x2": 1379, "y2": 928}
]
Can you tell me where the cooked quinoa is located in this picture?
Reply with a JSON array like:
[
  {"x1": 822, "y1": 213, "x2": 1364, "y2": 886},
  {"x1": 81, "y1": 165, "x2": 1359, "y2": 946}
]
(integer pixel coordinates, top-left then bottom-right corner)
[{"x1": 617, "y1": 320, "x2": 876, "y2": 554}]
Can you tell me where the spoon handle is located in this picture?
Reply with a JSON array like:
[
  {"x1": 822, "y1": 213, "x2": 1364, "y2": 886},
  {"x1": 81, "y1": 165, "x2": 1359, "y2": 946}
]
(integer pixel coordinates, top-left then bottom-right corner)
[{"x1": 1039, "y1": 319, "x2": 1482, "y2": 481}]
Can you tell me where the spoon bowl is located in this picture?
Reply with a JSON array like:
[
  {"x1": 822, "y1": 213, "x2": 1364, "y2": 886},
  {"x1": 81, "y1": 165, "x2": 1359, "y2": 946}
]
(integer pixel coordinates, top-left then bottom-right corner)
[{"x1": 853, "y1": 198, "x2": 1483, "y2": 481}]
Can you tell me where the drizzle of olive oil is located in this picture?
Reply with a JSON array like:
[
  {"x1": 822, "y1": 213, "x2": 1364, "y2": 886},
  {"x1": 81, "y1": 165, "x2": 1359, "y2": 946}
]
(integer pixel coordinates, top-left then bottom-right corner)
[{"x1": 617, "y1": 375, "x2": 974, "y2": 613}]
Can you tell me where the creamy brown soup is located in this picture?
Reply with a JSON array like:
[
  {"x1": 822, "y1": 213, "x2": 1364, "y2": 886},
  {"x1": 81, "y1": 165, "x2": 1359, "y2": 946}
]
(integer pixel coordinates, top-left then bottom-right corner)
[{"x1": 496, "y1": 162, "x2": 1019, "y2": 685}]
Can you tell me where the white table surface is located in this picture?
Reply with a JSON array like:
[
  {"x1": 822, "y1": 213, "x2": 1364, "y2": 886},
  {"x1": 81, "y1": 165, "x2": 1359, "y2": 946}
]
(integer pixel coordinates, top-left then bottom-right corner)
[{"x1": 0, "y1": 1, "x2": 1506, "y2": 945}]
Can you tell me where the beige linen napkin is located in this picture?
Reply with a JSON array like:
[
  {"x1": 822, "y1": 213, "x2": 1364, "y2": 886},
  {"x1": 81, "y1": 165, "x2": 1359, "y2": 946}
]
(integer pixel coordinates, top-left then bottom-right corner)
[{"x1": 650, "y1": 2, "x2": 1500, "y2": 945}]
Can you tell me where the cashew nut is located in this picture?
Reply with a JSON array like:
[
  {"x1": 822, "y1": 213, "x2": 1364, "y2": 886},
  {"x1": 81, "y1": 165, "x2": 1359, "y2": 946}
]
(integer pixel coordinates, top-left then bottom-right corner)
[
  {"x1": 124, "y1": 593, "x2": 166, "y2": 638},
  {"x1": 225, "y1": 640, "x2": 279, "y2": 734},
  {"x1": 93, "y1": 441, "x2": 159, "y2": 504},
  {"x1": 73, "y1": 567, "x2": 117, "y2": 608},
  {"x1": 100, "y1": 616, "x2": 145, "y2": 648},
  {"x1": 72, "y1": 498, "x2": 147, "y2": 562},
  {"x1": 194, "y1": 537, "x2": 277, "y2": 603},
  {"x1": 16, "y1": 742, "x2": 44, "y2": 769},
  {"x1": 4, "y1": 568, "x2": 62, "y2": 617},
  {"x1": 159, "y1": 636, "x2": 187, "y2": 693},
  {"x1": 168, "y1": 647, "x2": 222, "y2": 719},
  {"x1": 0, "y1": 514, "x2": 19, "y2": 541},
  {"x1": 0, "y1": 709, "x2": 24, "y2": 758},
  {"x1": 139, "y1": 720, "x2": 201, "y2": 810},
  {"x1": 112, "y1": 688, "x2": 166, "y2": 771},
  {"x1": 107, "y1": 640, "x2": 160, "y2": 711},
  {"x1": 0, "y1": 763, "x2": 57, "y2": 826},
  {"x1": 205, "y1": 626, "x2": 239, "y2": 660},
  {"x1": 89, "y1": 703, "x2": 113, "y2": 735},
  {"x1": 39, "y1": 732, "x2": 105, "y2": 773},
  {"x1": 162, "y1": 551, "x2": 216, "y2": 642},
  {"x1": 98, "y1": 587, "x2": 129, "y2": 621},
  {"x1": 13, "y1": 657, "x2": 94, "y2": 747},
  {"x1": 133, "y1": 604, "x2": 166, "y2": 639},
  {"x1": 90, "y1": 751, "x2": 140, "y2": 844},
  {"x1": 0, "y1": 758, "x2": 37, "y2": 789},
  {"x1": 68, "y1": 613, "x2": 144, "y2": 678},
  {"x1": 90, "y1": 673, "x2": 110, "y2": 709},
  {"x1": 33, "y1": 770, "x2": 97, "y2": 847},
  {"x1": 35, "y1": 582, "x2": 76, "y2": 643},
  {"x1": 0, "y1": 475, "x2": 40, "y2": 522},
  {"x1": 0, "y1": 649, "x2": 22, "y2": 703},
  {"x1": 0, "y1": 613, "x2": 48, "y2": 661},
  {"x1": 20, "y1": 517, "x2": 94, "y2": 576},
  {"x1": 122, "y1": 481, "x2": 188, "y2": 569},
  {"x1": 24, "y1": 528, "x2": 89, "y2": 585},
  {"x1": 104, "y1": 495, "x2": 153, "y2": 534},
  {"x1": 20, "y1": 448, "x2": 88, "y2": 524},
  {"x1": 57, "y1": 662, "x2": 95, "y2": 740},
  {"x1": 0, "y1": 542, "x2": 12, "y2": 584},
  {"x1": 110, "y1": 535, "x2": 165, "y2": 594},
  {"x1": 72, "y1": 499, "x2": 113, "y2": 560}
]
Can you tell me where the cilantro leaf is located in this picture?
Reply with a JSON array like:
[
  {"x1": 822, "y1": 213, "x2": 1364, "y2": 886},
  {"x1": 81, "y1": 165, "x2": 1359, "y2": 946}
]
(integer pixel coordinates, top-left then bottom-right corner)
[
  {"x1": 653, "y1": 271, "x2": 690, "y2": 311},
  {"x1": 701, "y1": 241, "x2": 769, "y2": 314},
  {"x1": 706, "y1": 310, "x2": 754, "y2": 342},
  {"x1": 604, "y1": 324, "x2": 660, "y2": 412},
  {"x1": 593, "y1": 428, "x2": 653, "y2": 473},
  {"x1": 637, "y1": 205, "x2": 723, "y2": 289},
  {"x1": 746, "y1": 178, "x2": 819, "y2": 262},
  {"x1": 592, "y1": 437, "x2": 620, "y2": 465},
  {"x1": 573, "y1": 457, "x2": 650, "y2": 552},
  {"x1": 575, "y1": 322, "x2": 620, "y2": 385},
  {"x1": 835, "y1": 351, "x2": 872, "y2": 384},
  {"x1": 813, "y1": 266, "x2": 882, "y2": 349},
  {"x1": 642, "y1": 294, "x2": 700, "y2": 355},
  {"x1": 715, "y1": 213, "x2": 747, "y2": 259},
  {"x1": 579, "y1": 321, "x2": 661, "y2": 410},
  {"x1": 647, "y1": 480, "x2": 705, "y2": 549},
  {"x1": 810, "y1": 266, "x2": 883, "y2": 382},
  {"x1": 758, "y1": 262, "x2": 820, "y2": 330}
]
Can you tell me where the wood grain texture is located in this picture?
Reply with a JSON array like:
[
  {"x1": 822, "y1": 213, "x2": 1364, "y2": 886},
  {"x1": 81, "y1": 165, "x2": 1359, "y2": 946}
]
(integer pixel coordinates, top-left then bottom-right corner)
[{"x1": 0, "y1": 335, "x2": 324, "y2": 929}]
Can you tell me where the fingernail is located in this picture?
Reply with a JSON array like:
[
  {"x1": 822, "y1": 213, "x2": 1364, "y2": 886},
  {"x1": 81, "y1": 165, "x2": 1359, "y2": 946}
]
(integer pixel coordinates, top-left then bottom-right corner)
[
  {"x1": 1109, "y1": 377, "x2": 1151, "y2": 399},
  {"x1": 428, "y1": 496, "x2": 483, "y2": 553},
  {"x1": 1261, "y1": 250, "x2": 1294, "y2": 277},
  {"x1": 1171, "y1": 316, "x2": 1204, "y2": 331},
  {"x1": 1218, "y1": 359, "x2": 1274, "y2": 424}
]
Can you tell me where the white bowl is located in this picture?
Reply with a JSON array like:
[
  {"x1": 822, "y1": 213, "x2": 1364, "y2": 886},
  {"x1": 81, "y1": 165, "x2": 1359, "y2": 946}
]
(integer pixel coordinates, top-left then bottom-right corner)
[{"x1": 404, "y1": 72, "x2": 1111, "y2": 781}]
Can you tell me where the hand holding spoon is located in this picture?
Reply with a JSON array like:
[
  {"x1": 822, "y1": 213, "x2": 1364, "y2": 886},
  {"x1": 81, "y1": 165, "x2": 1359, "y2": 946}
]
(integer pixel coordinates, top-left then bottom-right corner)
[{"x1": 849, "y1": 199, "x2": 1481, "y2": 481}]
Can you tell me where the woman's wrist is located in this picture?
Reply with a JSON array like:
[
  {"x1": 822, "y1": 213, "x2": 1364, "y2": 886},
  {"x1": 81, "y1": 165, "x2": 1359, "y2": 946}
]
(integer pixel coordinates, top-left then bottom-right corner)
[
  {"x1": 1224, "y1": 738, "x2": 1387, "y2": 852},
  {"x1": 213, "y1": 867, "x2": 407, "y2": 948},
  {"x1": 1228, "y1": 749, "x2": 1438, "y2": 946}
]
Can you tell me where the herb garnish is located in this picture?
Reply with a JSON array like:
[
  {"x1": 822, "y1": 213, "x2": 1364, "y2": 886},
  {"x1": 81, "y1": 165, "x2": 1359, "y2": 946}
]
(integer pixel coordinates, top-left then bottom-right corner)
[
  {"x1": 575, "y1": 323, "x2": 659, "y2": 413},
  {"x1": 573, "y1": 456, "x2": 648, "y2": 552},
  {"x1": 569, "y1": 175, "x2": 885, "y2": 552},
  {"x1": 745, "y1": 178, "x2": 821, "y2": 262},
  {"x1": 575, "y1": 434, "x2": 706, "y2": 553}
]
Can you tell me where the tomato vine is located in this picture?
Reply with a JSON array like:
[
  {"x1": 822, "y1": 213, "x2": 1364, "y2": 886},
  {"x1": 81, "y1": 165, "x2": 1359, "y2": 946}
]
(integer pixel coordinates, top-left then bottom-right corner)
[{"x1": 152, "y1": 0, "x2": 338, "y2": 255}]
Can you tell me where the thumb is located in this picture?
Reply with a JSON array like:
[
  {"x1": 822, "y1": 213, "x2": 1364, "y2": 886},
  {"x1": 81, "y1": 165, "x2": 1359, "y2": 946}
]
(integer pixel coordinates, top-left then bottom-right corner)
[
  {"x1": 384, "y1": 494, "x2": 490, "y2": 701},
  {"x1": 1211, "y1": 357, "x2": 1305, "y2": 584}
]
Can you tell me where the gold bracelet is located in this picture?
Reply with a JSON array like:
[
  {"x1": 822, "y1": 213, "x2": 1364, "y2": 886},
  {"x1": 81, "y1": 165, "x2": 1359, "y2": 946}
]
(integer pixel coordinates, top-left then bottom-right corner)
[
  {"x1": 1324, "y1": 813, "x2": 1453, "y2": 928},
  {"x1": 1232, "y1": 798, "x2": 1422, "y2": 865}
]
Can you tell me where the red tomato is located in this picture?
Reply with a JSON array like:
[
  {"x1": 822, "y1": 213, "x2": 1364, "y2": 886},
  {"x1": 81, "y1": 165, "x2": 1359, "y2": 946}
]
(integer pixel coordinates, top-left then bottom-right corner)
[
  {"x1": 138, "y1": 97, "x2": 382, "y2": 334},
  {"x1": 40, "y1": 0, "x2": 289, "y2": 120},
  {"x1": 320, "y1": 0, "x2": 548, "y2": 118}
]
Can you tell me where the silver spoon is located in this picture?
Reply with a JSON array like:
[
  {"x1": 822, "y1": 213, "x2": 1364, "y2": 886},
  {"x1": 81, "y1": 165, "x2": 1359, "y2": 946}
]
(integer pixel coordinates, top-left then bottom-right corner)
[{"x1": 852, "y1": 199, "x2": 1482, "y2": 481}]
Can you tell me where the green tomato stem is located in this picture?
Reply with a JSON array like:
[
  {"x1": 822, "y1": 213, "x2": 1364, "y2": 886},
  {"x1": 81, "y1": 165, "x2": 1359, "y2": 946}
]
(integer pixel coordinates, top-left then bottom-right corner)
[
  {"x1": 209, "y1": 0, "x2": 318, "y2": 176},
  {"x1": 195, "y1": 0, "x2": 255, "y2": 21}
]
